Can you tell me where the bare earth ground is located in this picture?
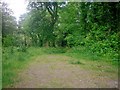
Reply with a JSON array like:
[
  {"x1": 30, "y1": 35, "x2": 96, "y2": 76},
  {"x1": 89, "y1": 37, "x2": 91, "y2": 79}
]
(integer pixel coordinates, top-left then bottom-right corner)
[{"x1": 14, "y1": 54, "x2": 118, "y2": 88}]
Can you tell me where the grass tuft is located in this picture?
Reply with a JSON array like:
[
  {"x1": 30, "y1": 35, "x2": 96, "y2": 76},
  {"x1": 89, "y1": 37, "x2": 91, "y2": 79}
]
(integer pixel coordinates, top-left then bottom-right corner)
[{"x1": 69, "y1": 59, "x2": 84, "y2": 65}]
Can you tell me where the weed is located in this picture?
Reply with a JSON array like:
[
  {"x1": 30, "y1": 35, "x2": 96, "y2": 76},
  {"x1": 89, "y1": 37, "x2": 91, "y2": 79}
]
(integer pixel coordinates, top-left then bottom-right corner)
[{"x1": 69, "y1": 59, "x2": 84, "y2": 65}]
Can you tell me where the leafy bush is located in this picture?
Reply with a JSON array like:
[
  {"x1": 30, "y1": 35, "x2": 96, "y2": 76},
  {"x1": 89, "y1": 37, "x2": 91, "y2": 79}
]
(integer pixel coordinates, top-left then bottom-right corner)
[{"x1": 2, "y1": 35, "x2": 14, "y2": 47}]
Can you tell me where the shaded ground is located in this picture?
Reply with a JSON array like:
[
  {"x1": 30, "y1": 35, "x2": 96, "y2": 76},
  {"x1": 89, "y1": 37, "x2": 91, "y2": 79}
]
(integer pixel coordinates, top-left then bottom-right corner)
[{"x1": 14, "y1": 54, "x2": 118, "y2": 88}]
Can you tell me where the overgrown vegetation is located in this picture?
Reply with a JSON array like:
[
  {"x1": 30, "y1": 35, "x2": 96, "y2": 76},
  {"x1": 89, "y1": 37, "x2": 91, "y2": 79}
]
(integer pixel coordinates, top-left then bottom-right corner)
[
  {"x1": 1, "y1": 1, "x2": 119, "y2": 88},
  {"x1": 2, "y1": 47, "x2": 44, "y2": 87}
]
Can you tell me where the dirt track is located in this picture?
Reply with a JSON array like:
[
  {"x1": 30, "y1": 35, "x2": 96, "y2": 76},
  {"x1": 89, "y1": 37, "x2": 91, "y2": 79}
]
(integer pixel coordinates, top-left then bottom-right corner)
[{"x1": 14, "y1": 54, "x2": 118, "y2": 88}]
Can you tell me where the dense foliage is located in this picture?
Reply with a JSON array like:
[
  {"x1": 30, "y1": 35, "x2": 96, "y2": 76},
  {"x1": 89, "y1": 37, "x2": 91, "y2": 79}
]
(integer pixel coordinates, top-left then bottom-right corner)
[
  {"x1": 19, "y1": 2, "x2": 119, "y2": 60},
  {"x1": 2, "y1": 2, "x2": 119, "y2": 60}
]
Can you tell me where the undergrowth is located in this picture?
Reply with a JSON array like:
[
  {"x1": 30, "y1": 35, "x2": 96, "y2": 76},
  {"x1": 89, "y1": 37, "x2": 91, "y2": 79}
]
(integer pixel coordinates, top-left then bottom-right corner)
[
  {"x1": 65, "y1": 46, "x2": 118, "y2": 66},
  {"x1": 2, "y1": 47, "x2": 43, "y2": 87}
]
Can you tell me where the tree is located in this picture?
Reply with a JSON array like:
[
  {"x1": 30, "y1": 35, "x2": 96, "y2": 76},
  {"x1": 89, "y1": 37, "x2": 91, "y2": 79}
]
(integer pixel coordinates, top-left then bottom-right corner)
[
  {"x1": 20, "y1": 2, "x2": 119, "y2": 60},
  {"x1": 28, "y1": 2, "x2": 58, "y2": 26},
  {"x1": 2, "y1": 2, "x2": 17, "y2": 47}
]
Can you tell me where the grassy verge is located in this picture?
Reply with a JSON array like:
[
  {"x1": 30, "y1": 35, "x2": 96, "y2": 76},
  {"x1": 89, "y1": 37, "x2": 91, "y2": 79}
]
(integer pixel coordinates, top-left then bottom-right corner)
[
  {"x1": 65, "y1": 46, "x2": 118, "y2": 65},
  {"x1": 0, "y1": 46, "x2": 2, "y2": 90},
  {"x1": 2, "y1": 47, "x2": 44, "y2": 87}
]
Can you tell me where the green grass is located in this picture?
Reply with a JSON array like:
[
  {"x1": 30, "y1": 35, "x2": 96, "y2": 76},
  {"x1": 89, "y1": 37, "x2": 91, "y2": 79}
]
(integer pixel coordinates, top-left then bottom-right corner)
[
  {"x1": 0, "y1": 46, "x2": 2, "y2": 90},
  {"x1": 65, "y1": 46, "x2": 118, "y2": 65},
  {"x1": 2, "y1": 47, "x2": 44, "y2": 87},
  {"x1": 42, "y1": 47, "x2": 66, "y2": 54}
]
